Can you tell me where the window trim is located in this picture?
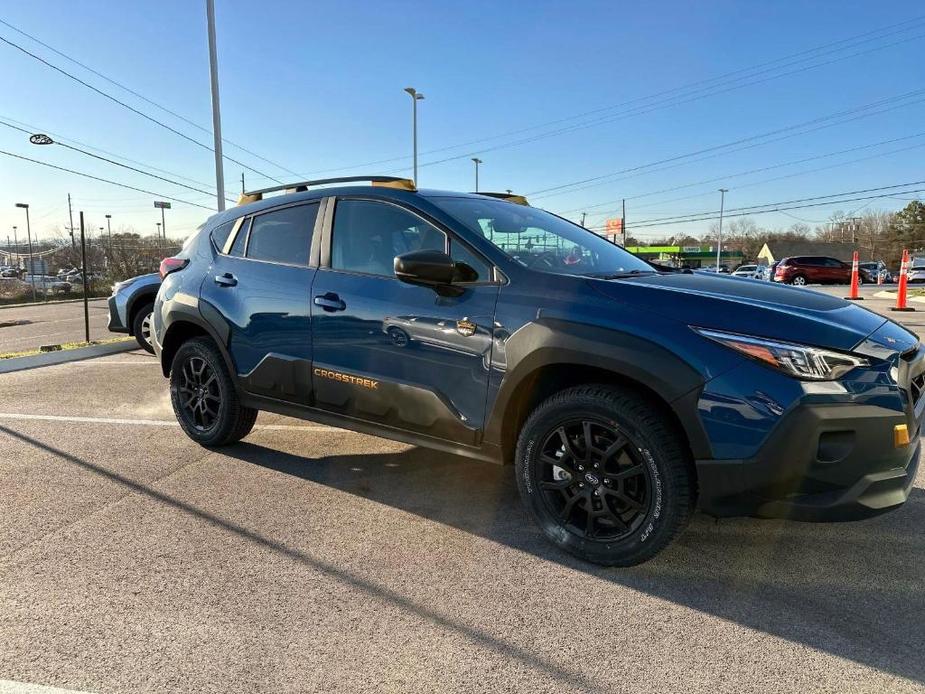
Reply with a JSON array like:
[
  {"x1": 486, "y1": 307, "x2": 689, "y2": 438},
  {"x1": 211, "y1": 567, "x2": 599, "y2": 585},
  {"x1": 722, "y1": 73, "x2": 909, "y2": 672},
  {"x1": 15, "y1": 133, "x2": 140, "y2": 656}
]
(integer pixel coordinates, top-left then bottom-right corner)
[
  {"x1": 219, "y1": 200, "x2": 322, "y2": 268},
  {"x1": 322, "y1": 195, "x2": 500, "y2": 285}
]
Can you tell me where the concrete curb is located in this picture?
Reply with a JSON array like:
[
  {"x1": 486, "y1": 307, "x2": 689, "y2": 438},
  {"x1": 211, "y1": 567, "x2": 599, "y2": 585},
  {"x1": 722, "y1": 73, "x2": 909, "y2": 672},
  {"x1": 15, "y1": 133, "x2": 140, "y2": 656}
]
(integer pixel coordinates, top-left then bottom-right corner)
[
  {"x1": 0, "y1": 296, "x2": 108, "y2": 310},
  {"x1": 0, "y1": 340, "x2": 137, "y2": 374}
]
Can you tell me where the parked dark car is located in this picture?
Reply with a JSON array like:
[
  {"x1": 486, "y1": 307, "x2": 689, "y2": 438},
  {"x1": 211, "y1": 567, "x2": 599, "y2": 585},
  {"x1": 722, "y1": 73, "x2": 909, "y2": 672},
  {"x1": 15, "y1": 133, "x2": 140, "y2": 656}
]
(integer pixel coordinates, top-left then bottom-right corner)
[
  {"x1": 152, "y1": 177, "x2": 922, "y2": 566},
  {"x1": 772, "y1": 256, "x2": 853, "y2": 285},
  {"x1": 107, "y1": 273, "x2": 161, "y2": 352}
]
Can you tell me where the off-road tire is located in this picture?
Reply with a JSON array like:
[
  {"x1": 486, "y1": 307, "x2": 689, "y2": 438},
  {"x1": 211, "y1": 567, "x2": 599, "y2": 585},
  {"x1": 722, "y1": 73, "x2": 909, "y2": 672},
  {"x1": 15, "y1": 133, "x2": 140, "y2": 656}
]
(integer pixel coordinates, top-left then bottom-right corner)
[
  {"x1": 515, "y1": 384, "x2": 696, "y2": 566},
  {"x1": 170, "y1": 337, "x2": 257, "y2": 447}
]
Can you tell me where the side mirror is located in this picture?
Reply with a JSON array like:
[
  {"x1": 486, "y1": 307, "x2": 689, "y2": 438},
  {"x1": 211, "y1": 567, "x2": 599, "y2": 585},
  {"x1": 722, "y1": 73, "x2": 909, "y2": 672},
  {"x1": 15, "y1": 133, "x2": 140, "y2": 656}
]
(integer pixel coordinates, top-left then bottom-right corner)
[{"x1": 394, "y1": 250, "x2": 457, "y2": 286}]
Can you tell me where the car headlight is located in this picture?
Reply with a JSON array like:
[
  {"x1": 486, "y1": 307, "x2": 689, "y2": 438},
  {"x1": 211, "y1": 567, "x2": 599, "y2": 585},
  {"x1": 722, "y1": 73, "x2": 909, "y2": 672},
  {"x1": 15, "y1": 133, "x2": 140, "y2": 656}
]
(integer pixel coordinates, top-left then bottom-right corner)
[{"x1": 693, "y1": 327, "x2": 869, "y2": 380}]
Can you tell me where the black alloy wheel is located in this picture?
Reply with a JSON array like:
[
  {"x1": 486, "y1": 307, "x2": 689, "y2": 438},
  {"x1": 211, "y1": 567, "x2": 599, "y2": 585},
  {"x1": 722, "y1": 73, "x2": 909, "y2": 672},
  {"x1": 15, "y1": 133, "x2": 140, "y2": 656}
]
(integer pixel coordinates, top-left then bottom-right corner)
[
  {"x1": 177, "y1": 355, "x2": 221, "y2": 431},
  {"x1": 537, "y1": 419, "x2": 651, "y2": 541}
]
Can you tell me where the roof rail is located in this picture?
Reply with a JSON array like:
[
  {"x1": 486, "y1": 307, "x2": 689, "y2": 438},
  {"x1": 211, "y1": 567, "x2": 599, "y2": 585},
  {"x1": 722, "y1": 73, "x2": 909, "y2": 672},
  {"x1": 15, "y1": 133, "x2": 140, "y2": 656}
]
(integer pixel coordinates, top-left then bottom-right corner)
[
  {"x1": 237, "y1": 176, "x2": 416, "y2": 205},
  {"x1": 471, "y1": 191, "x2": 530, "y2": 206}
]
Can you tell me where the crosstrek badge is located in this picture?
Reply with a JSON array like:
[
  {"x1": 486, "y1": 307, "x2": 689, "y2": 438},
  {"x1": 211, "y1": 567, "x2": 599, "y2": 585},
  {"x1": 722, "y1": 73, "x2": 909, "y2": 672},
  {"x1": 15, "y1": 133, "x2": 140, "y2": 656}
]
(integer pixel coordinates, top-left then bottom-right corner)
[{"x1": 313, "y1": 368, "x2": 379, "y2": 389}]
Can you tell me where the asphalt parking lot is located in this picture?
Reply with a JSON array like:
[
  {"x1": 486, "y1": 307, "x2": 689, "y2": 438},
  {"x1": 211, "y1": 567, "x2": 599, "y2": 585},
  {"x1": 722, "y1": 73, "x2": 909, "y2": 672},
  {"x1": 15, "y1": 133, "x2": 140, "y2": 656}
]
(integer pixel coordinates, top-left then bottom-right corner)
[
  {"x1": 0, "y1": 338, "x2": 924, "y2": 693},
  {"x1": 0, "y1": 299, "x2": 110, "y2": 355}
]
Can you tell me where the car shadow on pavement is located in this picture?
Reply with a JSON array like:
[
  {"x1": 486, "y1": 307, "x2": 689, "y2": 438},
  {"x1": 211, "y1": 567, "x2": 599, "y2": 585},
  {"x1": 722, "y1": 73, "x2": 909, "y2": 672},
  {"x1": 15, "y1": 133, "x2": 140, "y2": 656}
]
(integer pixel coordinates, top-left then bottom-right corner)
[{"x1": 225, "y1": 441, "x2": 925, "y2": 686}]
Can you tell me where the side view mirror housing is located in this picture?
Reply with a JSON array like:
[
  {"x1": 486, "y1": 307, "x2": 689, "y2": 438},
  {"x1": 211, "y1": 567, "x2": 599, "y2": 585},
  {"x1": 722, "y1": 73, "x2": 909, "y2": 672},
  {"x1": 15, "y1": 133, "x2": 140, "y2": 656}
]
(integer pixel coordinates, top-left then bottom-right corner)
[{"x1": 394, "y1": 250, "x2": 478, "y2": 291}]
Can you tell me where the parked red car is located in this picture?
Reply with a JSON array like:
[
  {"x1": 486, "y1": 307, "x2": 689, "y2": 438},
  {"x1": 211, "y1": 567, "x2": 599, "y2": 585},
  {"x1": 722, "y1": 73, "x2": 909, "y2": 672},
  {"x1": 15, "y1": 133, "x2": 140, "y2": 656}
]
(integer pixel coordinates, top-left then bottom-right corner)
[{"x1": 773, "y1": 256, "x2": 852, "y2": 286}]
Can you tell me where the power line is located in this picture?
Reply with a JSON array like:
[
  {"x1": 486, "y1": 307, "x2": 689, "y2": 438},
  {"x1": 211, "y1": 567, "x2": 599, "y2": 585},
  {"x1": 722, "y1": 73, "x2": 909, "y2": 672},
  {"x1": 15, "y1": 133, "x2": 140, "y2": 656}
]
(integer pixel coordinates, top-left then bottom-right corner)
[
  {"x1": 0, "y1": 148, "x2": 216, "y2": 211},
  {"x1": 527, "y1": 88, "x2": 925, "y2": 200},
  {"x1": 0, "y1": 112, "x2": 216, "y2": 190},
  {"x1": 602, "y1": 180, "x2": 925, "y2": 230},
  {"x1": 0, "y1": 118, "x2": 234, "y2": 202},
  {"x1": 0, "y1": 17, "x2": 302, "y2": 179},
  {"x1": 572, "y1": 131, "x2": 925, "y2": 218},
  {"x1": 302, "y1": 16, "x2": 925, "y2": 175},
  {"x1": 0, "y1": 33, "x2": 283, "y2": 184},
  {"x1": 385, "y1": 30, "x2": 925, "y2": 176}
]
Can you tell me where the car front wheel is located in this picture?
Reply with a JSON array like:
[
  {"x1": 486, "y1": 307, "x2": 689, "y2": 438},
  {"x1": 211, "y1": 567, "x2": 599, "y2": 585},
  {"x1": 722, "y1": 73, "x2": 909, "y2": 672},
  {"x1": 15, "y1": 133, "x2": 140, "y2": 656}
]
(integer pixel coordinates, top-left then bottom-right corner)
[
  {"x1": 515, "y1": 385, "x2": 696, "y2": 566},
  {"x1": 132, "y1": 303, "x2": 155, "y2": 354}
]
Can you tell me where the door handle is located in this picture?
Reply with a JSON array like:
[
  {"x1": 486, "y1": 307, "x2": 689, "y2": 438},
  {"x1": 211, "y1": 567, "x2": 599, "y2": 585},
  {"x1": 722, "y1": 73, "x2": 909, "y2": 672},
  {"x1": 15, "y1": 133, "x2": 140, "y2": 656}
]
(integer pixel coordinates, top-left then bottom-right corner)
[
  {"x1": 214, "y1": 272, "x2": 237, "y2": 287},
  {"x1": 314, "y1": 293, "x2": 346, "y2": 312}
]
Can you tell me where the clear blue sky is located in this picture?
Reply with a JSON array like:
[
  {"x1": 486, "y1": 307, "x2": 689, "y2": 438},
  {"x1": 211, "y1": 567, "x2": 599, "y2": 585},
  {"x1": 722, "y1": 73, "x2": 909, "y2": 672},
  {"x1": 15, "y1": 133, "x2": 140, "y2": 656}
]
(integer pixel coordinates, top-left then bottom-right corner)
[{"x1": 0, "y1": 0, "x2": 923, "y2": 244}]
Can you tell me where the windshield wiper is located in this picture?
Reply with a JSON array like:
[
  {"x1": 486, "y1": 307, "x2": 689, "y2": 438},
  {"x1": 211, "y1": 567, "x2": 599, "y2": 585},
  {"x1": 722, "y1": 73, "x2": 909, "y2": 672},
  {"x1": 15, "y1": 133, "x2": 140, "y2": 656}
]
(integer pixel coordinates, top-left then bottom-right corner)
[{"x1": 584, "y1": 269, "x2": 656, "y2": 279}]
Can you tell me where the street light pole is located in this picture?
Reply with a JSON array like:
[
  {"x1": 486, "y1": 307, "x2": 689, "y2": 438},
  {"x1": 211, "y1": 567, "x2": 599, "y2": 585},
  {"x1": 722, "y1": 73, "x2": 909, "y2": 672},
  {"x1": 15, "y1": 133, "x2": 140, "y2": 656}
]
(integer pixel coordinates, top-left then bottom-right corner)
[
  {"x1": 15, "y1": 203, "x2": 35, "y2": 301},
  {"x1": 105, "y1": 214, "x2": 112, "y2": 256},
  {"x1": 404, "y1": 87, "x2": 424, "y2": 184},
  {"x1": 206, "y1": 0, "x2": 226, "y2": 211},
  {"x1": 472, "y1": 157, "x2": 482, "y2": 192},
  {"x1": 716, "y1": 188, "x2": 728, "y2": 273}
]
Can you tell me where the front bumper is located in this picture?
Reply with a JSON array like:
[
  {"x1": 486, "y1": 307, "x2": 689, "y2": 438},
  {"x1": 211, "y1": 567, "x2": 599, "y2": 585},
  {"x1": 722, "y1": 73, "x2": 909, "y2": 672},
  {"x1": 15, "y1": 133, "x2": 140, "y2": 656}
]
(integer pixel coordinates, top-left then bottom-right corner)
[
  {"x1": 696, "y1": 332, "x2": 924, "y2": 521},
  {"x1": 696, "y1": 399, "x2": 921, "y2": 520},
  {"x1": 107, "y1": 295, "x2": 128, "y2": 333}
]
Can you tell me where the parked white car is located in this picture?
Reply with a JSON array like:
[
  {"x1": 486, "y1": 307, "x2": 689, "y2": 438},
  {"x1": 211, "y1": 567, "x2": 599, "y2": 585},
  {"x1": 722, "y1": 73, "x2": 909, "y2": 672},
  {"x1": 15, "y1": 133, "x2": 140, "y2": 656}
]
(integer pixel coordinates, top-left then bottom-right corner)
[
  {"x1": 907, "y1": 258, "x2": 925, "y2": 284},
  {"x1": 732, "y1": 264, "x2": 764, "y2": 279}
]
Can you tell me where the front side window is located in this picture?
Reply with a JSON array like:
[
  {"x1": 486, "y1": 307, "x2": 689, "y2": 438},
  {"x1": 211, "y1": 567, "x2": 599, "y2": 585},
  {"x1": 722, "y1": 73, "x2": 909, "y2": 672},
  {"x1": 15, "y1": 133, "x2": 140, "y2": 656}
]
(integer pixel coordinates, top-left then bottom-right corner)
[
  {"x1": 331, "y1": 199, "x2": 446, "y2": 276},
  {"x1": 246, "y1": 203, "x2": 319, "y2": 266},
  {"x1": 431, "y1": 197, "x2": 653, "y2": 277}
]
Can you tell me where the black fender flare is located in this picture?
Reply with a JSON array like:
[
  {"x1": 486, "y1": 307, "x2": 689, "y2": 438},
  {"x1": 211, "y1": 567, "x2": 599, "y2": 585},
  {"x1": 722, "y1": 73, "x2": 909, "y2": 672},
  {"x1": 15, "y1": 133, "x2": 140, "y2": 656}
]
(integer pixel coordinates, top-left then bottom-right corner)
[
  {"x1": 484, "y1": 319, "x2": 713, "y2": 459},
  {"x1": 159, "y1": 297, "x2": 235, "y2": 379}
]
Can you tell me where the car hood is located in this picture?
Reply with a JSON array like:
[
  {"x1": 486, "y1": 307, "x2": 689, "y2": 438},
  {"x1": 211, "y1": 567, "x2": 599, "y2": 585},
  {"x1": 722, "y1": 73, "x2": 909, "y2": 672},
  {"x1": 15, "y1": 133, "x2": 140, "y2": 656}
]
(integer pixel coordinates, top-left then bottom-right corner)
[{"x1": 589, "y1": 272, "x2": 892, "y2": 352}]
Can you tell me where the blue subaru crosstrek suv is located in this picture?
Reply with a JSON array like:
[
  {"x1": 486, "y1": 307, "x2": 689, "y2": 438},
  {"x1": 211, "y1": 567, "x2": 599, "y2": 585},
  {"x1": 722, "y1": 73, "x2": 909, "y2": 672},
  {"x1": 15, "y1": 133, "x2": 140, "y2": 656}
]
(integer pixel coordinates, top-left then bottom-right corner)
[{"x1": 152, "y1": 176, "x2": 922, "y2": 566}]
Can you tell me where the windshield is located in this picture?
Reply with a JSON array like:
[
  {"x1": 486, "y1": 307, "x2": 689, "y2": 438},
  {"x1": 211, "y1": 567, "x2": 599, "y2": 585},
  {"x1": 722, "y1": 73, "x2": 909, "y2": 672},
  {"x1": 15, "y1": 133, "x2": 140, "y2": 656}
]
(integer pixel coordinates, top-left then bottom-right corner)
[{"x1": 431, "y1": 197, "x2": 654, "y2": 277}]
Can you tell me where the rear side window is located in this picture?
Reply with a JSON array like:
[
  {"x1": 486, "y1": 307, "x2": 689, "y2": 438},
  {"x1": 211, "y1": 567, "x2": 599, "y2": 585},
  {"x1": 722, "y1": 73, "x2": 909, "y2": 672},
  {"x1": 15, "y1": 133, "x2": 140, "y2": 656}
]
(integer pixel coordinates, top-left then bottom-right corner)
[
  {"x1": 246, "y1": 203, "x2": 319, "y2": 266},
  {"x1": 209, "y1": 220, "x2": 235, "y2": 251}
]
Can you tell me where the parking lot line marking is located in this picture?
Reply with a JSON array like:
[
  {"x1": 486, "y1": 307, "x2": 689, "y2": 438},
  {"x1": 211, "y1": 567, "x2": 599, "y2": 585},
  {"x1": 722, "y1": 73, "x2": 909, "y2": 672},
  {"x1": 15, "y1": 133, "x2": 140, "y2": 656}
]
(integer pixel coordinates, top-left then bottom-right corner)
[
  {"x1": 0, "y1": 412, "x2": 342, "y2": 432},
  {"x1": 0, "y1": 679, "x2": 96, "y2": 694}
]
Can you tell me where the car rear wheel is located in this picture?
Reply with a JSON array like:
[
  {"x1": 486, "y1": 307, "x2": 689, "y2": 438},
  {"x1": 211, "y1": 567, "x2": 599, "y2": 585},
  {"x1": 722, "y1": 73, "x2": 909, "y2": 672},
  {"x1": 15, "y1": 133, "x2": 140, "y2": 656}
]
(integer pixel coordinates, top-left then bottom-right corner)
[
  {"x1": 515, "y1": 384, "x2": 696, "y2": 566},
  {"x1": 132, "y1": 303, "x2": 155, "y2": 354},
  {"x1": 170, "y1": 337, "x2": 257, "y2": 447},
  {"x1": 790, "y1": 275, "x2": 807, "y2": 286}
]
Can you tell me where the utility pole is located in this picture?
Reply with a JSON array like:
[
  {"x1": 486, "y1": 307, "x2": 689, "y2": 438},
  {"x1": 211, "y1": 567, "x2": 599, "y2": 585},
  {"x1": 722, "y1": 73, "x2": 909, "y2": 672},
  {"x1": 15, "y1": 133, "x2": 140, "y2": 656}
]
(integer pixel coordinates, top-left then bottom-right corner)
[
  {"x1": 716, "y1": 189, "x2": 728, "y2": 272},
  {"x1": 11, "y1": 226, "x2": 17, "y2": 269},
  {"x1": 206, "y1": 0, "x2": 226, "y2": 211},
  {"x1": 67, "y1": 193, "x2": 76, "y2": 249},
  {"x1": 472, "y1": 157, "x2": 482, "y2": 192},
  {"x1": 580, "y1": 212, "x2": 587, "y2": 228},
  {"x1": 848, "y1": 216, "x2": 861, "y2": 245},
  {"x1": 621, "y1": 199, "x2": 626, "y2": 246},
  {"x1": 404, "y1": 87, "x2": 424, "y2": 184},
  {"x1": 79, "y1": 211, "x2": 89, "y2": 343},
  {"x1": 241, "y1": 172, "x2": 245, "y2": 195}
]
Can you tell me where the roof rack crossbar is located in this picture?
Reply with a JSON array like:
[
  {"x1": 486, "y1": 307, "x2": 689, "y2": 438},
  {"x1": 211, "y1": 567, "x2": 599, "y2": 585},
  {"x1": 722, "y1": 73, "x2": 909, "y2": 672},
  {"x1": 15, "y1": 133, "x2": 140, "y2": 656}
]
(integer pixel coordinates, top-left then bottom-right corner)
[
  {"x1": 244, "y1": 176, "x2": 415, "y2": 198},
  {"x1": 471, "y1": 191, "x2": 530, "y2": 206}
]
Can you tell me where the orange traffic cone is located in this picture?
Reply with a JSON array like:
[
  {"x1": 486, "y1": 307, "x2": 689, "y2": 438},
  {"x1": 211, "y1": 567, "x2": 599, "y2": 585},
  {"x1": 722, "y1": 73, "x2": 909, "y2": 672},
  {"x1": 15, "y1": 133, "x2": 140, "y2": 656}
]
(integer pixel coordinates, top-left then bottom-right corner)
[
  {"x1": 845, "y1": 250, "x2": 862, "y2": 300},
  {"x1": 892, "y1": 249, "x2": 915, "y2": 312}
]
